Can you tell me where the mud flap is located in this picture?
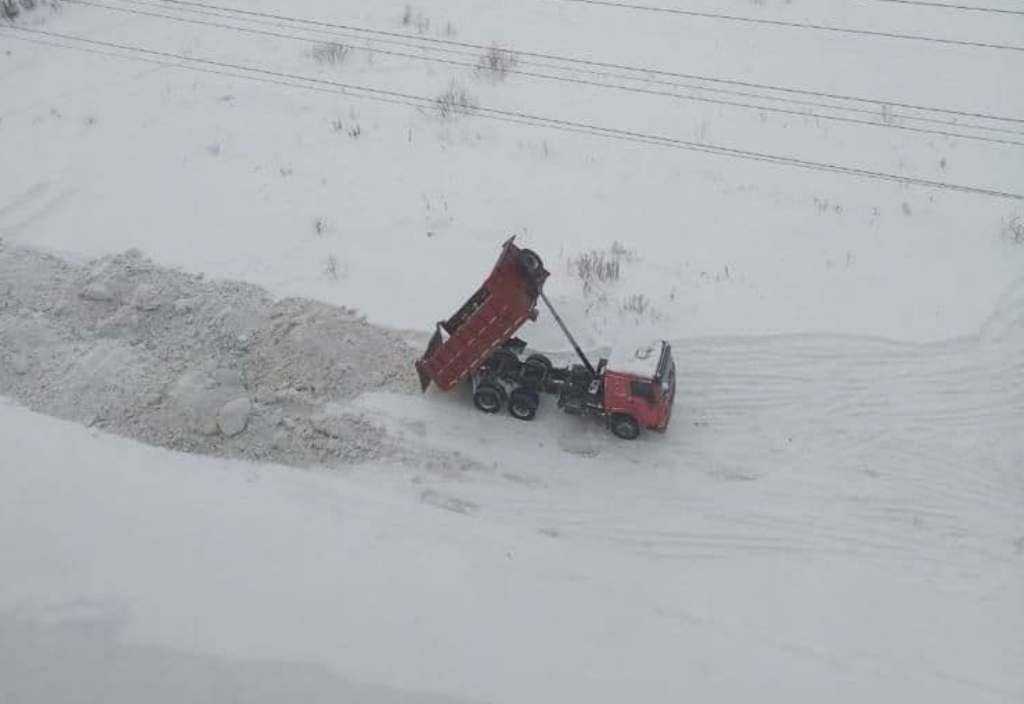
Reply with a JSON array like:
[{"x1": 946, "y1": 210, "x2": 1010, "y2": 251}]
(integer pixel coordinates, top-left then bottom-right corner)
[{"x1": 416, "y1": 325, "x2": 444, "y2": 392}]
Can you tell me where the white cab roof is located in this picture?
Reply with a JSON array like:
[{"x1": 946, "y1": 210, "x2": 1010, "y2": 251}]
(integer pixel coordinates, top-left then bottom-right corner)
[{"x1": 607, "y1": 341, "x2": 664, "y2": 378}]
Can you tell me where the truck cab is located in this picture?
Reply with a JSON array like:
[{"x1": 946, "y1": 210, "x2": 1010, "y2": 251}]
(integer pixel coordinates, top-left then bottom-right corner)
[{"x1": 601, "y1": 341, "x2": 676, "y2": 439}]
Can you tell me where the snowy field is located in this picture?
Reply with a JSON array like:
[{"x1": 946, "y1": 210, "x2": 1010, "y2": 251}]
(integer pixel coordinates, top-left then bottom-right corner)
[{"x1": 2, "y1": 0, "x2": 1023, "y2": 701}]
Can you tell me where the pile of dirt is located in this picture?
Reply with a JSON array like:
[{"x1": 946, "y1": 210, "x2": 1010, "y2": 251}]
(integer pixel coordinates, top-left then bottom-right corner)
[{"x1": 0, "y1": 242, "x2": 429, "y2": 468}]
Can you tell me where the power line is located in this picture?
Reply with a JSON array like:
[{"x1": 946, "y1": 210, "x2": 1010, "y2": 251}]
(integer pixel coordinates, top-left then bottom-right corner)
[
  {"x1": 3, "y1": 26, "x2": 1021, "y2": 201},
  {"x1": 865, "y1": 0, "x2": 1024, "y2": 16},
  {"x1": 551, "y1": 0, "x2": 1024, "y2": 52},
  {"x1": 64, "y1": 0, "x2": 1024, "y2": 146},
  {"x1": 139, "y1": 0, "x2": 1024, "y2": 126},
  {"x1": 102, "y1": 0, "x2": 1024, "y2": 138}
]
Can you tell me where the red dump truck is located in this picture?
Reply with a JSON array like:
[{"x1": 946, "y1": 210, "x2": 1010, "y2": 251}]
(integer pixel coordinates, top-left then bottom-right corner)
[{"x1": 416, "y1": 238, "x2": 675, "y2": 439}]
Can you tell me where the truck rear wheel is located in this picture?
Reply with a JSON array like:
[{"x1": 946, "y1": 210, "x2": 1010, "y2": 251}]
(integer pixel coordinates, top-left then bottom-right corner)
[
  {"x1": 610, "y1": 413, "x2": 640, "y2": 440},
  {"x1": 521, "y1": 353, "x2": 552, "y2": 387},
  {"x1": 508, "y1": 387, "x2": 540, "y2": 421},
  {"x1": 485, "y1": 348, "x2": 519, "y2": 376},
  {"x1": 524, "y1": 353, "x2": 552, "y2": 372},
  {"x1": 473, "y1": 382, "x2": 506, "y2": 414}
]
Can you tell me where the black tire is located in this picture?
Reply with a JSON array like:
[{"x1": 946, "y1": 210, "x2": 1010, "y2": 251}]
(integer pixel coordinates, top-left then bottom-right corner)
[
  {"x1": 508, "y1": 387, "x2": 540, "y2": 421},
  {"x1": 519, "y1": 249, "x2": 544, "y2": 278},
  {"x1": 610, "y1": 413, "x2": 641, "y2": 440},
  {"x1": 473, "y1": 383, "x2": 505, "y2": 414},
  {"x1": 521, "y1": 353, "x2": 553, "y2": 387},
  {"x1": 486, "y1": 348, "x2": 519, "y2": 375},
  {"x1": 524, "y1": 353, "x2": 553, "y2": 372}
]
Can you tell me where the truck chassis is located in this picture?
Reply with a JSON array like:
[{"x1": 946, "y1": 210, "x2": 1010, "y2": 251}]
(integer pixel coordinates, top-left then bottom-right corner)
[{"x1": 468, "y1": 337, "x2": 631, "y2": 433}]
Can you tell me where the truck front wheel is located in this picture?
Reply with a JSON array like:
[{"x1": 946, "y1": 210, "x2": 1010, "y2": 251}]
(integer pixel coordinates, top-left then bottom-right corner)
[{"x1": 610, "y1": 413, "x2": 640, "y2": 440}]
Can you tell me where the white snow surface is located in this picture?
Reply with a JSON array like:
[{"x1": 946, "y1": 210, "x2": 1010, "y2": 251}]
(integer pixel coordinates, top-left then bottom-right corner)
[
  {"x1": 1, "y1": 0, "x2": 1023, "y2": 346},
  {"x1": 2, "y1": 0, "x2": 1024, "y2": 701},
  {"x1": 2, "y1": 392, "x2": 1022, "y2": 703}
]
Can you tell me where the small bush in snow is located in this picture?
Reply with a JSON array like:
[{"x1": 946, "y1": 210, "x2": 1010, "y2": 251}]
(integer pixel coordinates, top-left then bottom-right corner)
[
  {"x1": 620, "y1": 293, "x2": 650, "y2": 317},
  {"x1": 435, "y1": 83, "x2": 476, "y2": 120},
  {"x1": 1004, "y1": 215, "x2": 1024, "y2": 245},
  {"x1": 329, "y1": 115, "x2": 362, "y2": 137},
  {"x1": 573, "y1": 251, "x2": 620, "y2": 290},
  {"x1": 609, "y1": 241, "x2": 637, "y2": 262},
  {"x1": 3, "y1": 0, "x2": 57, "y2": 19},
  {"x1": 812, "y1": 196, "x2": 844, "y2": 215},
  {"x1": 311, "y1": 42, "x2": 349, "y2": 66},
  {"x1": 401, "y1": 5, "x2": 431, "y2": 33},
  {"x1": 478, "y1": 45, "x2": 517, "y2": 80},
  {"x1": 324, "y1": 254, "x2": 341, "y2": 280},
  {"x1": 570, "y1": 242, "x2": 637, "y2": 294}
]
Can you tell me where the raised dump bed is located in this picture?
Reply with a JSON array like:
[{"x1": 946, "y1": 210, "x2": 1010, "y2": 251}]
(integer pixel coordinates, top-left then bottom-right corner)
[{"x1": 415, "y1": 237, "x2": 549, "y2": 392}]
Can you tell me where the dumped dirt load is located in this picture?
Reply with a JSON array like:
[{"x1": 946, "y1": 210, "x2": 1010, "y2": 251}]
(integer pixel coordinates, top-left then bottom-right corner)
[
  {"x1": 249, "y1": 298, "x2": 414, "y2": 402},
  {"x1": 0, "y1": 242, "x2": 422, "y2": 467}
]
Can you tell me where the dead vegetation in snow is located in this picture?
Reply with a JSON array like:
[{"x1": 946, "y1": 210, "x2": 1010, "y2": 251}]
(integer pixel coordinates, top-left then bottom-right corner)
[
  {"x1": 311, "y1": 41, "x2": 350, "y2": 67},
  {"x1": 569, "y1": 241, "x2": 637, "y2": 294},
  {"x1": 478, "y1": 45, "x2": 518, "y2": 81},
  {"x1": 1003, "y1": 214, "x2": 1024, "y2": 245},
  {"x1": 435, "y1": 82, "x2": 476, "y2": 120},
  {"x1": 400, "y1": 4, "x2": 456, "y2": 37},
  {"x1": 2, "y1": 0, "x2": 60, "y2": 20}
]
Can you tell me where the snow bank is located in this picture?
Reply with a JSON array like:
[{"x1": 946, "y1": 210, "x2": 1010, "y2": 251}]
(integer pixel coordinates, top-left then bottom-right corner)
[{"x1": 0, "y1": 242, "x2": 424, "y2": 467}]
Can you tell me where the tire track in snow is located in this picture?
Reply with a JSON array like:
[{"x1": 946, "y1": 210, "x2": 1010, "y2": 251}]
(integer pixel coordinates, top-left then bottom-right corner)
[{"x1": 0, "y1": 181, "x2": 77, "y2": 237}]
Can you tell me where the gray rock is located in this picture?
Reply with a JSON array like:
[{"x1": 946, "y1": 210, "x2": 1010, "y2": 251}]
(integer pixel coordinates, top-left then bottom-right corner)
[
  {"x1": 81, "y1": 282, "x2": 114, "y2": 302},
  {"x1": 131, "y1": 284, "x2": 162, "y2": 311},
  {"x1": 198, "y1": 415, "x2": 221, "y2": 436},
  {"x1": 10, "y1": 353, "x2": 29, "y2": 375},
  {"x1": 212, "y1": 368, "x2": 242, "y2": 388},
  {"x1": 218, "y1": 397, "x2": 252, "y2": 437},
  {"x1": 310, "y1": 412, "x2": 342, "y2": 438}
]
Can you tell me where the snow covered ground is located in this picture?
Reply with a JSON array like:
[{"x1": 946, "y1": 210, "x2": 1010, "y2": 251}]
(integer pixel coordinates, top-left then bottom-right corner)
[
  {"x1": 3, "y1": 390, "x2": 1022, "y2": 703},
  {"x1": 3, "y1": 0, "x2": 1023, "y2": 345},
  {"x1": 2, "y1": 0, "x2": 1023, "y2": 701}
]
